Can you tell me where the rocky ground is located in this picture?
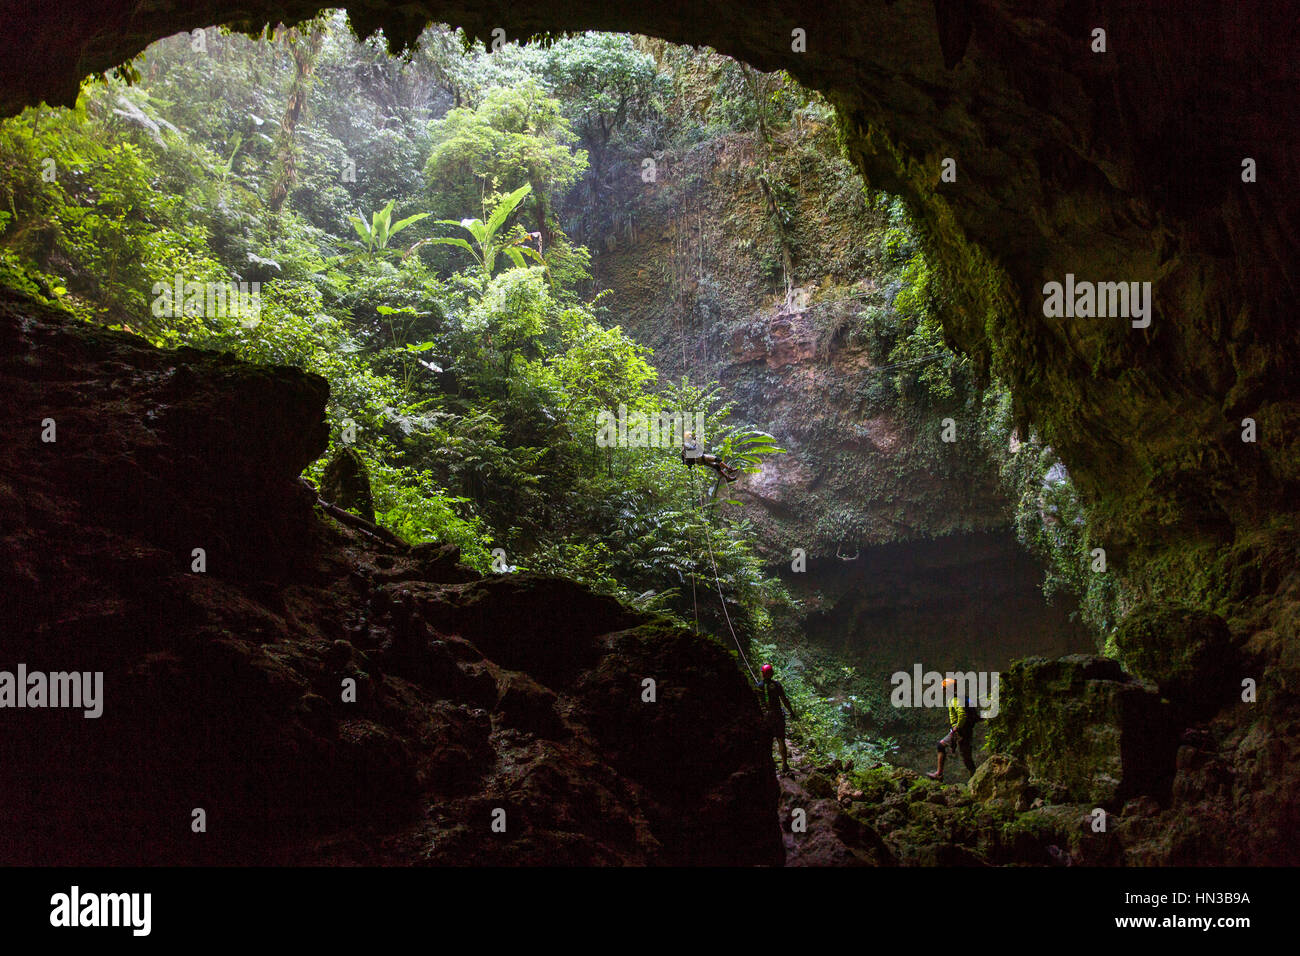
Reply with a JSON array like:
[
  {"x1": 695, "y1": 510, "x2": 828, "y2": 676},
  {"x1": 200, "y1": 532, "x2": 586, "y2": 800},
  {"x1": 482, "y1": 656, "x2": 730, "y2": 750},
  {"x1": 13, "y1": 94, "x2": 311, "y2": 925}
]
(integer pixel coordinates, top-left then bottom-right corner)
[
  {"x1": 778, "y1": 643, "x2": 1300, "y2": 866},
  {"x1": 776, "y1": 743, "x2": 1096, "y2": 868}
]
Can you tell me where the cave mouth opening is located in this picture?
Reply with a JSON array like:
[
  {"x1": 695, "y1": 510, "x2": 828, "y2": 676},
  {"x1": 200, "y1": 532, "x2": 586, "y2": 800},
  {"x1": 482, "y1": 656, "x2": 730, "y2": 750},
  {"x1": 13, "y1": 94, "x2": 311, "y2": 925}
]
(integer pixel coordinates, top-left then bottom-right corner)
[
  {"x1": 5, "y1": 1, "x2": 1299, "y2": 872},
  {"x1": 772, "y1": 531, "x2": 1095, "y2": 770},
  {"x1": 8, "y1": 2, "x2": 1297, "y2": 568},
  {"x1": 1, "y1": 12, "x2": 1118, "y2": 778}
]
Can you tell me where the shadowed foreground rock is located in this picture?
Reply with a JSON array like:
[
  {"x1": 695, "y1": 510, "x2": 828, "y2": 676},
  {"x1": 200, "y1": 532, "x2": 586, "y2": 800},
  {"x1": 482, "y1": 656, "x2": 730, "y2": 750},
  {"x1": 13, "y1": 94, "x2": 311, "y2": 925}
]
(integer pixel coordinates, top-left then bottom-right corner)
[{"x1": 0, "y1": 290, "x2": 783, "y2": 866}]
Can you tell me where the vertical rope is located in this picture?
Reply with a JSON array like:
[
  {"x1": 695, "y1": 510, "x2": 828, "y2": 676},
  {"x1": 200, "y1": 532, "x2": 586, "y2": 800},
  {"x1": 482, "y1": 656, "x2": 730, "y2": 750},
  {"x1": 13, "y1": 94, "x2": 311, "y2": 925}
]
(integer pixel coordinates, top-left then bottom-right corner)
[{"x1": 690, "y1": 468, "x2": 758, "y2": 683}]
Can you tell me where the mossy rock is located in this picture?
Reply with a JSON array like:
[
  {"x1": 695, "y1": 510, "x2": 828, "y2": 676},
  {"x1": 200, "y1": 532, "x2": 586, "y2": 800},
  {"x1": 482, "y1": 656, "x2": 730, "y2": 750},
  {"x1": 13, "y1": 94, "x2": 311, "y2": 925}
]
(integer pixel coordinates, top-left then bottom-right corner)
[
  {"x1": 320, "y1": 446, "x2": 375, "y2": 524},
  {"x1": 804, "y1": 771, "x2": 836, "y2": 798},
  {"x1": 1112, "y1": 604, "x2": 1237, "y2": 719},
  {"x1": 968, "y1": 753, "x2": 1034, "y2": 810},
  {"x1": 980, "y1": 806, "x2": 1069, "y2": 865},
  {"x1": 987, "y1": 655, "x2": 1178, "y2": 806}
]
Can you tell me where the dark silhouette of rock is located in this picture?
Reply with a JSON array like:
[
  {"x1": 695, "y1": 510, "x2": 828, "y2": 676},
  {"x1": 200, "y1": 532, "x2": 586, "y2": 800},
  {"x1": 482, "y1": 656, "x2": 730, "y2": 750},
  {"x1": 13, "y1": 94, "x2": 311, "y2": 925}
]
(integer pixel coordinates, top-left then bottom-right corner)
[
  {"x1": 0, "y1": 291, "x2": 782, "y2": 866},
  {"x1": 319, "y1": 446, "x2": 375, "y2": 524},
  {"x1": 1113, "y1": 604, "x2": 1239, "y2": 720},
  {"x1": 988, "y1": 655, "x2": 1179, "y2": 806}
]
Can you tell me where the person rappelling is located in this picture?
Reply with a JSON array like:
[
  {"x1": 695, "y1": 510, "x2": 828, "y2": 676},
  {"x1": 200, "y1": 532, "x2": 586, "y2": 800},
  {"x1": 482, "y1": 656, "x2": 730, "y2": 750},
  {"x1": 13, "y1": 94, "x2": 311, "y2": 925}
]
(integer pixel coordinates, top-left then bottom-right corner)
[{"x1": 681, "y1": 430, "x2": 740, "y2": 482}]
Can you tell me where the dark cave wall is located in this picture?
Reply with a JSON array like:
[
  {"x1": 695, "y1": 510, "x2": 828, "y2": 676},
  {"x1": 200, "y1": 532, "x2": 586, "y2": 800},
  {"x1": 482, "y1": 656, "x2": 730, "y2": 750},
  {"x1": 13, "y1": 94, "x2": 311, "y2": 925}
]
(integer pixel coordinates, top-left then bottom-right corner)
[{"x1": 0, "y1": 290, "x2": 785, "y2": 865}]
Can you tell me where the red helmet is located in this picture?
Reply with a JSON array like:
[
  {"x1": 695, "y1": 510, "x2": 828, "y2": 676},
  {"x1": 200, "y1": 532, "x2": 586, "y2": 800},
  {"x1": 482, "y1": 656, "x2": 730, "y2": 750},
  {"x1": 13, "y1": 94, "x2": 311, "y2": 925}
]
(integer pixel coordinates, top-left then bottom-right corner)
[{"x1": 761, "y1": 664, "x2": 774, "y2": 677}]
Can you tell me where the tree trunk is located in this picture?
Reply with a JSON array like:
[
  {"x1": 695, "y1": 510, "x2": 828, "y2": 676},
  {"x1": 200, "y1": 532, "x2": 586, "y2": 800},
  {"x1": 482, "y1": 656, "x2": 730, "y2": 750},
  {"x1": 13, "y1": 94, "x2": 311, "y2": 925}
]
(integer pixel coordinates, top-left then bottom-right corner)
[{"x1": 267, "y1": 26, "x2": 324, "y2": 214}]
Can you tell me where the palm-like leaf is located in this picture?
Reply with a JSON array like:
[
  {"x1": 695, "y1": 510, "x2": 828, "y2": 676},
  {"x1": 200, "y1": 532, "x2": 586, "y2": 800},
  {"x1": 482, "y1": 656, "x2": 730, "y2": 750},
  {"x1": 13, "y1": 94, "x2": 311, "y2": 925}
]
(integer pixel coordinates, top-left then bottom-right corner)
[
  {"x1": 373, "y1": 200, "x2": 394, "y2": 249},
  {"x1": 425, "y1": 236, "x2": 477, "y2": 256},
  {"x1": 348, "y1": 215, "x2": 372, "y2": 245},
  {"x1": 390, "y1": 211, "x2": 430, "y2": 237},
  {"x1": 486, "y1": 183, "x2": 532, "y2": 235},
  {"x1": 431, "y1": 184, "x2": 538, "y2": 281}
]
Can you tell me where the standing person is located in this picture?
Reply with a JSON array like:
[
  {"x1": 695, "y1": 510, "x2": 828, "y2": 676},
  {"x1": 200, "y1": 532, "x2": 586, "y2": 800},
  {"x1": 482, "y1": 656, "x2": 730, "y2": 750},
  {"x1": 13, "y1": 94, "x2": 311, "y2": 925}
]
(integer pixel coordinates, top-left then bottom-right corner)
[
  {"x1": 759, "y1": 663, "x2": 798, "y2": 774},
  {"x1": 926, "y1": 677, "x2": 979, "y2": 781}
]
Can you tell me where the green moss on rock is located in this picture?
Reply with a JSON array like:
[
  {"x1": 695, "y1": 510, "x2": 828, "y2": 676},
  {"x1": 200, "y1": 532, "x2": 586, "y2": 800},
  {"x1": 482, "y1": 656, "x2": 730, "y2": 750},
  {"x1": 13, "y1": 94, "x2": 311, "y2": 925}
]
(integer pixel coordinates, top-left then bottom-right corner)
[
  {"x1": 1112, "y1": 603, "x2": 1237, "y2": 719},
  {"x1": 987, "y1": 655, "x2": 1178, "y2": 806}
]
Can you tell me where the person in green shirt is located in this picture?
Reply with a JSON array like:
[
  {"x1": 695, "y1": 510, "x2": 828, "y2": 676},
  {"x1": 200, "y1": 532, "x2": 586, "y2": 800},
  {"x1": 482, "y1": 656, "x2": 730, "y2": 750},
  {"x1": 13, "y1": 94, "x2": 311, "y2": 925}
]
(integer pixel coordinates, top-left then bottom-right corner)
[{"x1": 926, "y1": 677, "x2": 978, "y2": 781}]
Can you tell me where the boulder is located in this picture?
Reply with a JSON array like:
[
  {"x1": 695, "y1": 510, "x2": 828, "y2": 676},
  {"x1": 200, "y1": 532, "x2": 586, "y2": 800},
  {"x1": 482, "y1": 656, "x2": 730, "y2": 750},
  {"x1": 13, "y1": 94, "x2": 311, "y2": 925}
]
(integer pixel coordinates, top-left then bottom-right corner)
[
  {"x1": 968, "y1": 753, "x2": 1034, "y2": 811},
  {"x1": 987, "y1": 655, "x2": 1178, "y2": 806},
  {"x1": 493, "y1": 671, "x2": 568, "y2": 740},
  {"x1": 804, "y1": 771, "x2": 836, "y2": 799},
  {"x1": 0, "y1": 296, "x2": 784, "y2": 866},
  {"x1": 1112, "y1": 604, "x2": 1238, "y2": 719},
  {"x1": 320, "y1": 446, "x2": 375, "y2": 523}
]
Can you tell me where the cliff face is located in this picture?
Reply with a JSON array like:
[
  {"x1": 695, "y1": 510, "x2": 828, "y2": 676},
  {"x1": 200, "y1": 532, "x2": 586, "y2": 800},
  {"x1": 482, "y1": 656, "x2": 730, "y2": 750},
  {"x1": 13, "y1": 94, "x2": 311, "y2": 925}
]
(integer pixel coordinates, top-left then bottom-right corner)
[
  {"x1": 590, "y1": 126, "x2": 1010, "y2": 555},
  {"x1": 0, "y1": 290, "x2": 782, "y2": 865},
  {"x1": 586, "y1": 121, "x2": 1095, "y2": 767}
]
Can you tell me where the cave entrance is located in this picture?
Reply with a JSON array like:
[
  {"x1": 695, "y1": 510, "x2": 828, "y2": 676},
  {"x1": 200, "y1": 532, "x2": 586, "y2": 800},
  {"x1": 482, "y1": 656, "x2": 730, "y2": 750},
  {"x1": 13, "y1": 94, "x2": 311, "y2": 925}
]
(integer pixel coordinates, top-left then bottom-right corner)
[
  {"x1": 0, "y1": 14, "x2": 1110, "y2": 779},
  {"x1": 777, "y1": 532, "x2": 1094, "y2": 769}
]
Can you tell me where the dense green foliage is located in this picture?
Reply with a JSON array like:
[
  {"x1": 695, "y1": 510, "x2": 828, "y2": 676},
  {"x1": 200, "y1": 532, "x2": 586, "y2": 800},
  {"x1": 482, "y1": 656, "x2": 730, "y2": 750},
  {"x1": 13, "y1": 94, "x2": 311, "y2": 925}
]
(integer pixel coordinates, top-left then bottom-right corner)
[
  {"x1": 754, "y1": 640, "x2": 900, "y2": 767},
  {"x1": 0, "y1": 18, "x2": 790, "y2": 646}
]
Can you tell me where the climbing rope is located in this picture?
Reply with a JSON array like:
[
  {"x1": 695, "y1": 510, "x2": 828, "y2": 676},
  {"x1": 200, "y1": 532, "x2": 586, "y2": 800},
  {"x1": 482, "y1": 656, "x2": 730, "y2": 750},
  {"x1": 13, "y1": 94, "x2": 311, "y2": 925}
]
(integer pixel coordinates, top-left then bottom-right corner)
[
  {"x1": 691, "y1": 547, "x2": 699, "y2": 636},
  {"x1": 865, "y1": 350, "x2": 949, "y2": 375},
  {"x1": 689, "y1": 467, "x2": 759, "y2": 684}
]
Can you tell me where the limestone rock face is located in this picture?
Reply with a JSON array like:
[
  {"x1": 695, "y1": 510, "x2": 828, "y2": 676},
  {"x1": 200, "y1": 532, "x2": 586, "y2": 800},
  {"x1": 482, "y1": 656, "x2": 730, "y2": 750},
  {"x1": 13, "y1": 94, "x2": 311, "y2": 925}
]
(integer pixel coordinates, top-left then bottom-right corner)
[
  {"x1": 591, "y1": 126, "x2": 1011, "y2": 555},
  {"x1": 968, "y1": 753, "x2": 1033, "y2": 812},
  {"x1": 1112, "y1": 604, "x2": 1238, "y2": 720},
  {"x1": 0, "y1": 291, "x2": 783, "y2": 866}
]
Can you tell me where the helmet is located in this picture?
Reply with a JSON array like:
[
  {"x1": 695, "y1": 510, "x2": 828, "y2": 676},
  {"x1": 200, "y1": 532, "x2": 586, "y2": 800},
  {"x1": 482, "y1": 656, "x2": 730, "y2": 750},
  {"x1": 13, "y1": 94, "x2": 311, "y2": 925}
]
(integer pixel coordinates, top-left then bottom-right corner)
[{"x1": 761, "y1": 663, "x2": 774, "y2": 677}]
